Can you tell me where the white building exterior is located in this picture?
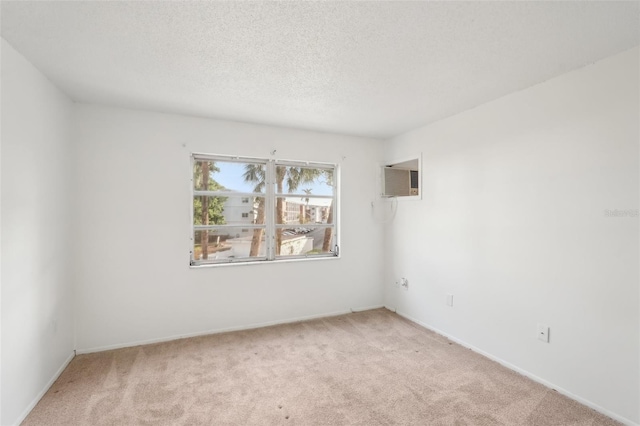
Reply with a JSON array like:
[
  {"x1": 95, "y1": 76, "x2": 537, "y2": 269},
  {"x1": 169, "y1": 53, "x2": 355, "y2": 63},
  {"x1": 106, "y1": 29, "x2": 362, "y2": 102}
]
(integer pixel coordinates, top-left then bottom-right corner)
[
  {"x1": 219, "y1": 192, "x2": 257, "y2": 237},
  {"x1": 283, "y1": 197, "x2": 331, "y2": 225}
]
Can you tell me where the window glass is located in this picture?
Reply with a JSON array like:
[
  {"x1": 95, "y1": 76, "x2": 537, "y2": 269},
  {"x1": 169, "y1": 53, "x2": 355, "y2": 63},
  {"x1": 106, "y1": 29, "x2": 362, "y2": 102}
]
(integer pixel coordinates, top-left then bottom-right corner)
[
  {"x1": 275, "y1": 165, "x2": 334, "y2": 196},
  {"x1": 194, "y1": 227, "x2": 267, "y2": 262},
  {"x1": 191, "y1": 155, "x2": 337, "y2": 265},
  {"x1": 275, "y1": 196, "x2": 333, "y2": 225},
  {"x1": 193, "y1": 196, "x2": 264, "y2": 226},
  {"x1": 276, "y1": 226, "x2": 335, "y2": 257},
  {"x1": 193, "y1": 160, "x2": 266, "y2": 194}
]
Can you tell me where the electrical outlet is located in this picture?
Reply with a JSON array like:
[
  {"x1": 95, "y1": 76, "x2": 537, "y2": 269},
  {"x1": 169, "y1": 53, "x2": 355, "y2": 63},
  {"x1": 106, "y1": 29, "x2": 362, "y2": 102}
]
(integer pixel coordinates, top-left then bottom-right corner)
[
  {"x1": 537, "y1": 323, "x2": 550, "y2": 343},
  {"x1": 446, "y1": 294, "x2": 454, "y2": 307},
  {"x1": 400, "y1": 278, "x2": 409, "y2": 290}
]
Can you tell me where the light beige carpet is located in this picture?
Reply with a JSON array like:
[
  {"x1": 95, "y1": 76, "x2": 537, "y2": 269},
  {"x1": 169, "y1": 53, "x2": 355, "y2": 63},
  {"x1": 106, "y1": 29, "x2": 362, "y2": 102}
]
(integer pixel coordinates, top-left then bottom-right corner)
[{"x1": 23, "y1": 309, "x2": 618, "y2": 425}]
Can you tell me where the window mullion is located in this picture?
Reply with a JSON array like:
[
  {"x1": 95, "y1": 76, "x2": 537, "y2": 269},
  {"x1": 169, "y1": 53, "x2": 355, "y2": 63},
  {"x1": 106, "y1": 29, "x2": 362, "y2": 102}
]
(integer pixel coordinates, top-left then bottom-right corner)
[{"x1": 266, "y1": 160, "x2": 276, "y2": 260}]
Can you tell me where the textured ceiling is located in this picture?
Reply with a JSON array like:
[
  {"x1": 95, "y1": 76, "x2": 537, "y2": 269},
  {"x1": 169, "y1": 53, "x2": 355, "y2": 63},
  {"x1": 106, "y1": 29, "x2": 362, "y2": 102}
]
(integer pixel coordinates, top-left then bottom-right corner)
[{"x1": 1, "y1": 1, "x2": 639, "y2": 139}]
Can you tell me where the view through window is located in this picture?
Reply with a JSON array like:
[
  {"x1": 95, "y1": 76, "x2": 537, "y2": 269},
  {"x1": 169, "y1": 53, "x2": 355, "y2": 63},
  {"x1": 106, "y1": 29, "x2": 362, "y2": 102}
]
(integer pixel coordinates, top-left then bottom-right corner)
[{"x1": 191, "y1": 154, "x2": 338, "y2": 265}]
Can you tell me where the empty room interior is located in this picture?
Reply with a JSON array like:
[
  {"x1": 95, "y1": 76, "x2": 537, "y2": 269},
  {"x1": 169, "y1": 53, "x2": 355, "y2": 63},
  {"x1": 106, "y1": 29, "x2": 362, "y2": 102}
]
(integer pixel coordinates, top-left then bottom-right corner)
[{"x1": 1, "y1": 1, "x2": 639, "y2": 425}]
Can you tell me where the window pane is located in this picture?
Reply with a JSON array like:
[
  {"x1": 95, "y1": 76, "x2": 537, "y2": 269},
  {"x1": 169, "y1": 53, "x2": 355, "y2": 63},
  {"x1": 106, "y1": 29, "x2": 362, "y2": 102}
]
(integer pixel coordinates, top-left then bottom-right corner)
[
  {"x1": 274, "y1": 165, "x2": 334, "y2": 196},
  {"x1": 193, "y1": 159, "x2": 266, "y2": 194},
  {"x1": 193, "y1": 196, "x2": 265, "y2": 226},
  {"x1": 276, "y1": 226, "x2": 335, "y2": 257},
  {"x1": 275, "y1": 196, "x2": 333, "y2": 225},
  {"x1": 193, "y1": 227, "x2": 267, "y2": 262}
]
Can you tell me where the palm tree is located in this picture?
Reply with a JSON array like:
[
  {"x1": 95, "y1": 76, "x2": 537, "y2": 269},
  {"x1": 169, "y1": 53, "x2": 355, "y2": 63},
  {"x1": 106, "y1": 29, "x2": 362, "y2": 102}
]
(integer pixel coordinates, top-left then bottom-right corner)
[
  {"x1": 300, "y1": 188, "x2": 312, "y2": 224},
  {"x1": 321, "y1": 170, "x2": 335, "y2": 253},
  {"x1": 193, "y1": 161, "x2": 226, "y2": 260},
  {"x1": 275, "y1": 166, "x2": 320, "y2": 254},
  {"x1": 244, "y1": 164, "x2": 320, "y2": 256},
  {"x1": 243, "y1": 164, "x2": 266, "y2": 257}
]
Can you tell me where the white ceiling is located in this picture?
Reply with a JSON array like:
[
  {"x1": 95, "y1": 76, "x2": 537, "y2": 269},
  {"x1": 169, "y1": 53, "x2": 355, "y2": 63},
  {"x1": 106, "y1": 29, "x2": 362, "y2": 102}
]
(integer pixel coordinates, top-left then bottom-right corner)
[{"x1": 1, "y1": 1, "x2": 638, "y2": 139}]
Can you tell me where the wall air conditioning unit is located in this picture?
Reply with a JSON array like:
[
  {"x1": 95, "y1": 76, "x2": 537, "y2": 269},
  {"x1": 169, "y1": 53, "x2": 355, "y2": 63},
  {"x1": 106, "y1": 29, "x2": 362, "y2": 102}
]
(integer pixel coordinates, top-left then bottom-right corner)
[{"x1": 382, "y1": 160, "x2": 419, "y2": 198}]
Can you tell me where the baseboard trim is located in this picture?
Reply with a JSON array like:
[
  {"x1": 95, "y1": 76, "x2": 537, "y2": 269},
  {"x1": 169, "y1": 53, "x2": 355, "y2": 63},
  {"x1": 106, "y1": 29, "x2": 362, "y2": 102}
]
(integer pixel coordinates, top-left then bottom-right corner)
[
  {"x1": 351, "y1": 304, "x2": 385, "y2": 313},
  {"x1": 76, "y1": 305, "x2": 385, "y2": 355},
  {"x1": 390, "y1": 308, "x2": 639, "y2": 426},
  {"x1": 13, "y1": 350, "x2": 75, "y2": 426}
]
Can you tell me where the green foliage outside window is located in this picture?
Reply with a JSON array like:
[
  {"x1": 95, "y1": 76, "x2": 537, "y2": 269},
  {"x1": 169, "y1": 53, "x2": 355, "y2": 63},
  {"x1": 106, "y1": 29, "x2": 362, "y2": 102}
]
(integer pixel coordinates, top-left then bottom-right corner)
[{"x1": 193, "y1": 161, "x2": 227, "y2": 225}]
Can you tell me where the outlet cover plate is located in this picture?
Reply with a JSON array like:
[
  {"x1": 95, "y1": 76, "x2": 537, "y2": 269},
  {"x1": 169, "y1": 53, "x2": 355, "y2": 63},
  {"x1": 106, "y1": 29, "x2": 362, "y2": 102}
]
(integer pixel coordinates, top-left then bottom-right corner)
[
  {"x1": 446, "y1": 294, "x2": 454, "y2": 307},
  {"x1": 537, "y1": 323, "x2": 550, "y2": 343}
]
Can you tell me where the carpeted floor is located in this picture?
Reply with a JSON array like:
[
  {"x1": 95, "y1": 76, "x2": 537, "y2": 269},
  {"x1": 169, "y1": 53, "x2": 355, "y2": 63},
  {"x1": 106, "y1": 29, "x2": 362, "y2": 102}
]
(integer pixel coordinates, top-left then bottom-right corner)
[{"x1": 23, "y1": 309, "x2": 618, "y2": 425}]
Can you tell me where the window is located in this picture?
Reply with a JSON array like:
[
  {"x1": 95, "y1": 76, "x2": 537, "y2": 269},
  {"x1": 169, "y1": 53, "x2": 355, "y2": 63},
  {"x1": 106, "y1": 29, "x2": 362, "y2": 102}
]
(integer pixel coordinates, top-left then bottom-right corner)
[{"x1": 191, "y1": 154, "x2": 338, "y2": 265}]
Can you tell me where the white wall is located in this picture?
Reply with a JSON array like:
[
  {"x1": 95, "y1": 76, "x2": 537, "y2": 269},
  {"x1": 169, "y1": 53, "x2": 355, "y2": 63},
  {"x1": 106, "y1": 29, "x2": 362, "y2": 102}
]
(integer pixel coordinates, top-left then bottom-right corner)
[
  {"x1": 72, "y1": 105, "x2": 385, "y2": 352},
  {"x1": 384, "y1": 47, "x2": 639, "y2": 424},
  {"x1": 1, "y1": 39, "x2": 75, "y2": 426}
]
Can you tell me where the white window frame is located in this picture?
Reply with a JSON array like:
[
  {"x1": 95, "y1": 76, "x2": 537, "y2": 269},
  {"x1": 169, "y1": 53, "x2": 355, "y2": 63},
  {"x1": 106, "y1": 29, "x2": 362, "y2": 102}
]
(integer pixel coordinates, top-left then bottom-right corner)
[{"x1": 190, "y1": 153, "x2": 339, "y2": 266}]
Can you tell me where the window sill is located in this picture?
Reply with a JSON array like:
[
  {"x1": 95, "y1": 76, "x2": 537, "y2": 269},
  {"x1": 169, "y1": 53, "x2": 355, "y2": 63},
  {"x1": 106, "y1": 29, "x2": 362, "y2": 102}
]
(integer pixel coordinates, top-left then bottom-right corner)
[{"x1": 189, "y1": 254, "x2": 341, "y2": 269}]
